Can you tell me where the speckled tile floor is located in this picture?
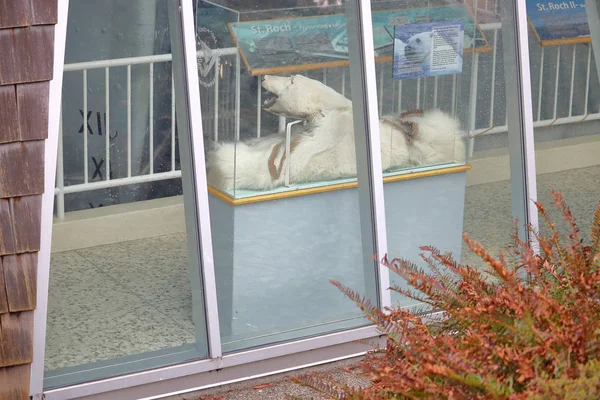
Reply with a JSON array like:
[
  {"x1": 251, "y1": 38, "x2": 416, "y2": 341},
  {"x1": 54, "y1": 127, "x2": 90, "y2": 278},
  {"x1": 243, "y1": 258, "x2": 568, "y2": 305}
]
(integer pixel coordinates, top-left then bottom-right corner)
[
  {"x1": 44, "y1": 165, "x2": 600, "y2": 381},
  {"x1": 45, "y1": 230, "x2": 368, "y2": 374},
  {"x1": 461, "y1": 165, "x2": 600, "y2": 268},
  {"x1": 44, "y1": 235, "x2": 197, "y2": 371}
]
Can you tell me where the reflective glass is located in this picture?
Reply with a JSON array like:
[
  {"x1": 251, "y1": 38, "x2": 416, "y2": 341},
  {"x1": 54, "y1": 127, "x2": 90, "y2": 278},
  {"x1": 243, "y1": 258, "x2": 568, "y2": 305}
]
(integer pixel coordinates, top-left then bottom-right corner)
[
  {"x1": 368, "y1": 1, "x2": 521, "y2": 306},
  {"x1": 44, "y1": 0, "x2": 209, "y2": 388},
  {"x1": 528, "y1": 1, "x2": 600, "y2": 236},
  {"x1": 196, "y1": 0, "x2": 379, "y2": 352}
]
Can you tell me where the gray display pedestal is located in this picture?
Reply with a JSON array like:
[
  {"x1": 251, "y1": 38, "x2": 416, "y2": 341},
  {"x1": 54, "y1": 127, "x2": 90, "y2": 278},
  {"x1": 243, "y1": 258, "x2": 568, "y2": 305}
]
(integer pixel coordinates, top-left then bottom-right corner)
[{"x1": 209, "y1": 166, "x2": 469, "y2": 339}]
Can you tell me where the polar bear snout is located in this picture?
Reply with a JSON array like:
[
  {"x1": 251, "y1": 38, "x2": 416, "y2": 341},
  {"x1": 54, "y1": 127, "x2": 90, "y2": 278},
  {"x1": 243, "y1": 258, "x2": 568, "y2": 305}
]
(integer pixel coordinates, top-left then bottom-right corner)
[
  {"x1": 261, "y1": 75, "x2": 293, "y2": 96},
  {"x1": 261, "y1": 75, "x2": 294, "y2": 114},
  {"x1": 261, "y1": 86, "x2": 279, "y2": 109},
  {"x1": 260, "y1": 74, "x2": 352, "y2": 119},
  {"x1": 261, "y1": 74, "x2": 313, "y2": 117}
]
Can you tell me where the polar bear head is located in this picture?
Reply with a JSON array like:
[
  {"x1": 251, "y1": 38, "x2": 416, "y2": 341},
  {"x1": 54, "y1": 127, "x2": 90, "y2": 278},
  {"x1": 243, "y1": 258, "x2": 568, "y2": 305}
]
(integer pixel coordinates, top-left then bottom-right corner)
[
  {"x1": 261, "y1": 74, "x2": 352, "y2": 119},
  {"x1": 404, "y1": 31, "x2": 432, "y2": 64}
]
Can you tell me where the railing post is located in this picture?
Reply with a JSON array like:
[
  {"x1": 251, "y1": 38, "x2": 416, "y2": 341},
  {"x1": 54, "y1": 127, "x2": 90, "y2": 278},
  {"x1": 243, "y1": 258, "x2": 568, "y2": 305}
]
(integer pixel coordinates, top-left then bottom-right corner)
[{"x1": 56, "y1": 109, "x2": 65, "y2": 219}]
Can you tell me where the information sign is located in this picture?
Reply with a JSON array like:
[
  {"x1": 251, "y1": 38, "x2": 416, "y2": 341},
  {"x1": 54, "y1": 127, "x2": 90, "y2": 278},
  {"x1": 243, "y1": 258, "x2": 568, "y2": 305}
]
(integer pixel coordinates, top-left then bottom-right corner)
[{"x1": 228, "y1": 5, "x2": 490, "y2": 76}]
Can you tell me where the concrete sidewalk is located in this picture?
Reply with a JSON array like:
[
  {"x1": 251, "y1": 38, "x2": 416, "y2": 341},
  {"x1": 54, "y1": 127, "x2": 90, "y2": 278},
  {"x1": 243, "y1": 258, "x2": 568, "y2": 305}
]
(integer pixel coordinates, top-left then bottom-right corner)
[{"x1": 162, "y1": 356, "x2": 370, "y2": 400}]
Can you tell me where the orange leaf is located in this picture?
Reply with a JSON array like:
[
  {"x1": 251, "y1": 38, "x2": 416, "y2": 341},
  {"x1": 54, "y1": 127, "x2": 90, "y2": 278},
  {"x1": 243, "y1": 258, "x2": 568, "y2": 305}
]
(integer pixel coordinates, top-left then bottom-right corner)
[{"x1": 252, "y1": 383, "x2": 272, "y2": 389}]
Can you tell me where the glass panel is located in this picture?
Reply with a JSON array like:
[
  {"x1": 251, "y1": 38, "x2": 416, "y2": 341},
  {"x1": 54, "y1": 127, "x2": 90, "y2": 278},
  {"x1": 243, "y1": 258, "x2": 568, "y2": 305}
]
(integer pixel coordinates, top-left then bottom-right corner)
[
  {"x1": 195, "y1": 0, "x2": 378, "y2": 352},
  {"x1": 44, "y1": 0, "x2": 209, "y2": 388},
  {"x1": 530, "y1": 2, "x2": 600, "y2": 236},
  {"x1": 369, "y1": 1, "x2": 521, "y2": 307}
]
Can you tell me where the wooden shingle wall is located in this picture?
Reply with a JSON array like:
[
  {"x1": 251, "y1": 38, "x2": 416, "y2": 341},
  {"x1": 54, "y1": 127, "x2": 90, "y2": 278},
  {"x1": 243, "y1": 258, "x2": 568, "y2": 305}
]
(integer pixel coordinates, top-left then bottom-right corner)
[{"x1": 0, "y1": 0, "x2": 58, "y2": 398}]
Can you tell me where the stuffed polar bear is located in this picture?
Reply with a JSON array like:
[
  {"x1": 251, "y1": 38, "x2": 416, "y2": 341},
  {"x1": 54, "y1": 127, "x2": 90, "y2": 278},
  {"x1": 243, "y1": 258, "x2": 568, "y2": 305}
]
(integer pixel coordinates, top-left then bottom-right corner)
[{"x1": 206, "y1": 74, "x2": 466, "y2": 192}]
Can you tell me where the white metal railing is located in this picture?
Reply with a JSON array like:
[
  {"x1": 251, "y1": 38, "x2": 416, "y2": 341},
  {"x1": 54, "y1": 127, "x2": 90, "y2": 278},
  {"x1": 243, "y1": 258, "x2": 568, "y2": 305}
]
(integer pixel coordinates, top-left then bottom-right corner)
[
  {"x1": 57, "y1": 56, "x2": 181, "y2": 218},
  {"x1": 55, "y1": 49, "x2": 236, "y2": 218},
  {"x1": 469, "y1": 23, "x2": 600, "y2": 137},
  {"x1": 56, "y1": 23, "x2": 600, "y2": 217}
]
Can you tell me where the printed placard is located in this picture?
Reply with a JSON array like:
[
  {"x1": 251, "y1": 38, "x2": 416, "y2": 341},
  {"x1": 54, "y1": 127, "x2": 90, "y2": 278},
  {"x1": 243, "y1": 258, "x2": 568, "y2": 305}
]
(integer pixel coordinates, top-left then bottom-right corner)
[
  {"x1": 526, "y1": 0, "x2": 590, "y2": 46},
  {"x1": 227, "y1": 5, "x2": 490, "y2": 76},
  {"x1": 393, "y1": 21, "x2": 464, "y2": 80}
]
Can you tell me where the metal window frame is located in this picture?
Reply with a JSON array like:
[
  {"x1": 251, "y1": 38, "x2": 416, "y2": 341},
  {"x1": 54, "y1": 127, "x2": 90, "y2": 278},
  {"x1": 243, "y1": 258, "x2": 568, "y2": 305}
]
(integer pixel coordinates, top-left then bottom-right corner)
[
  {"x1": 31, "y1": 0, "x2": 540, "y2": 399},
  {"x1": 30, "y1": 0, "x2": 71, "y2": 397},
  {"x1": 41, "y1": 325, "x2": 384, "y2": 399},
  {"x1": 585, "y1": 0, "x2": 600, "y2": 96},
  {"x1": 500, "y1": 0, "x2": 539, "y2": 244},
  {"x1": 167, "y1": 0, "x2": 222, "y2": 358},
  {"x1": 345, "y1": 0, "x2": 392, "y2": 311}
]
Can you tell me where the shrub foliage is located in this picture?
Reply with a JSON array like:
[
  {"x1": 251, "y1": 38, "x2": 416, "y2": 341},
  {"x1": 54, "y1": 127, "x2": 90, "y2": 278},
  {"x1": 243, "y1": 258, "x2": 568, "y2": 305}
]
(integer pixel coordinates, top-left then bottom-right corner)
[{"x1": 294, "y1": 191, "x2": 600, "y2": 399}]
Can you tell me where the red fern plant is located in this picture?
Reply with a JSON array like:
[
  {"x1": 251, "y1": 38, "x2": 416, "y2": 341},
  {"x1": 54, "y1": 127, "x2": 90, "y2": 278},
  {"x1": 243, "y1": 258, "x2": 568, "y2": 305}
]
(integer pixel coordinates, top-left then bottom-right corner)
[{"x1": 294, "y1": 190, "x2": 600, "y2": 399}]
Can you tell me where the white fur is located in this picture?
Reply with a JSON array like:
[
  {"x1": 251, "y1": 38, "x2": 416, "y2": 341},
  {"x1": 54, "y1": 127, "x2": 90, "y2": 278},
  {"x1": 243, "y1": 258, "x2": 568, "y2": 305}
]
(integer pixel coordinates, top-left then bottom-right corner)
[{"x1": 207, "y1": 74, "x2": 466, "y2": 192}]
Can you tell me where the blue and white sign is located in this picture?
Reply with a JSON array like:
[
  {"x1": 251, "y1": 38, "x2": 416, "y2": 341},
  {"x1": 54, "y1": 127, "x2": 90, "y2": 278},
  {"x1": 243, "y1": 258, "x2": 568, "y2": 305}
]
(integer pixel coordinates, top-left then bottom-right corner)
[
  {"x1": 526, "y1": 0, "x2": 590, "y2": 45},
  {"x1": 393, "y1": 21, "x2": 464, "y2": 80}
]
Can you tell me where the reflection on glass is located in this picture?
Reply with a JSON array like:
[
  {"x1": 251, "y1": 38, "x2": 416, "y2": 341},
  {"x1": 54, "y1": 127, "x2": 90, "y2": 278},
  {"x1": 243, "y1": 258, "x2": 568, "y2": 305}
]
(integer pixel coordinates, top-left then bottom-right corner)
[
  {"x1": 529, "y1": 31, "x2": 600, "y2": 236},
  {"x1": 458, "y1": 2, "x2": 515, "y2": 269},
  {"x1": 196, "y1": 1, "x2": 377, "y2": 352},
  {"x1": 44, "y1": 0, "x2": 208, "y2": 389},
  {"x1": 367, "y1": 1, "x2": 517, "y2": 306}
]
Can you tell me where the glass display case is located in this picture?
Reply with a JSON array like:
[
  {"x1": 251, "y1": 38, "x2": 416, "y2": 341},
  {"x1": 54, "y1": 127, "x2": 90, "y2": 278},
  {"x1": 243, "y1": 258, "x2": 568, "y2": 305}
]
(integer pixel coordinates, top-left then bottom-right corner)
[
  {"x1": 195, "y1": 0, "x2": 380, "y2": 353},
  {"x1": 196, "y1": 0, "x2": 474, "y2": 200},
  {"x1": 194, "y1": 0, "x2": 479, "y2": 351}
]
